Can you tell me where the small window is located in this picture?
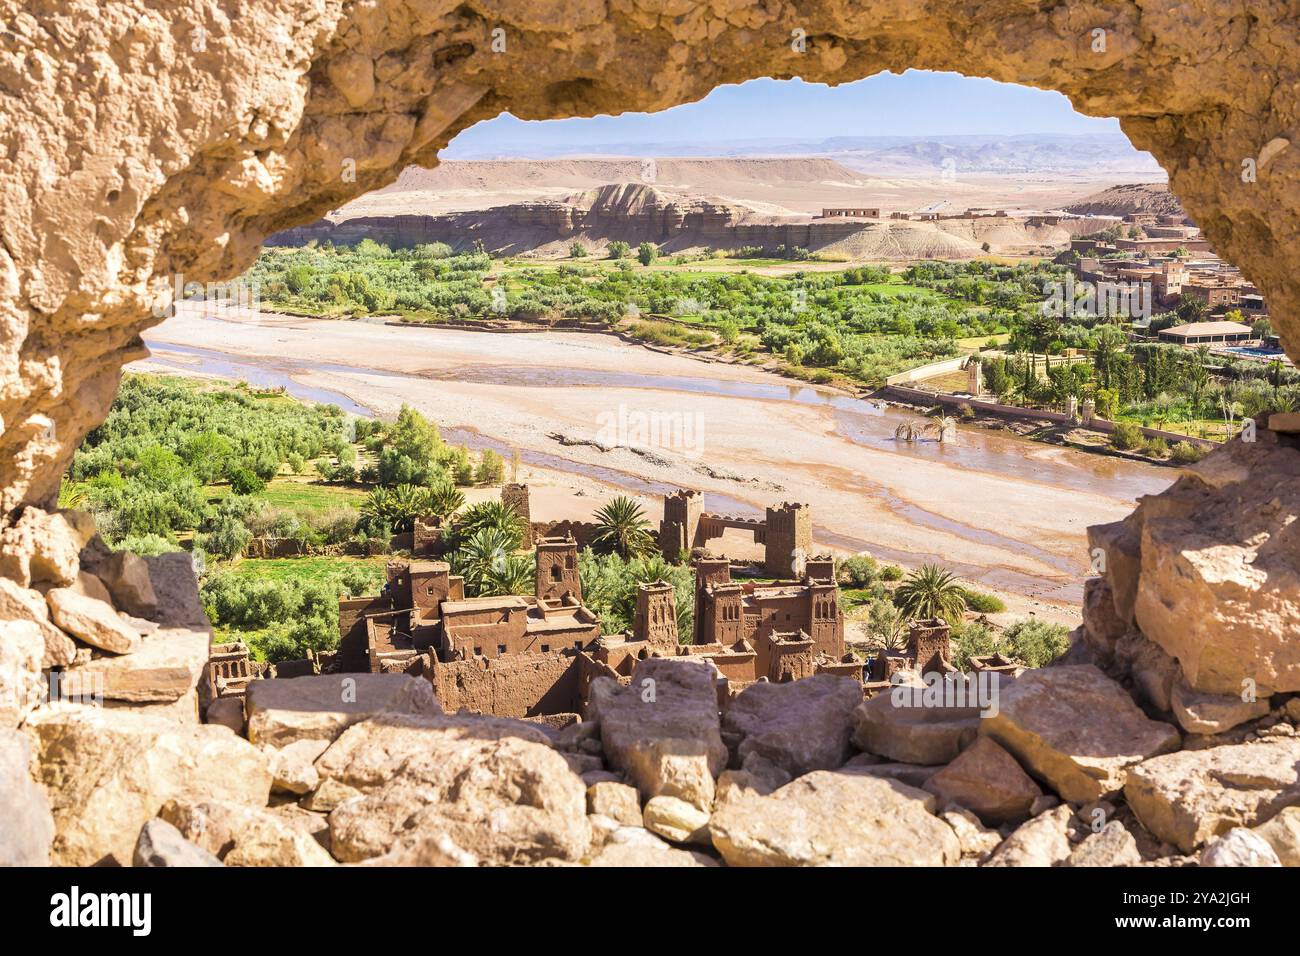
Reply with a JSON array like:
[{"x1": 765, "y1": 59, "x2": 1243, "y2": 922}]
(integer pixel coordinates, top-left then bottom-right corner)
[
  {"x1": 565, "y1": 555, "x2": 575, "y2": 569},
  {"x1": 473, "y1": 646, "x2": 482, "y2": 656},
  {"x1": 573, "y1": 641, "x2": 583, "y2": 649},
  {"x1": 541, "y1": 644, "x2": 550, "y2": 653},
  {"x1": 550, "y1": 566, "x2": 562, "y2": 581},
  {"x1": 497, "y1": 644, "x2": 507, "y2": 655}
]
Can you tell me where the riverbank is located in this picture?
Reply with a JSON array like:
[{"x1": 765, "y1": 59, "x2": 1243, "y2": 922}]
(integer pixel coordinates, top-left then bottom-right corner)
[{"x1": 137, "y1": 305, "x2": 1177, "y2": 625}]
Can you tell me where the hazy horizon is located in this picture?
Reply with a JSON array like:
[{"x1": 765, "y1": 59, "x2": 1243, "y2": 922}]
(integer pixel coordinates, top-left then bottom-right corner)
[{"x1": 445, "y1": 71, "x2": 1140, "y2": 160}]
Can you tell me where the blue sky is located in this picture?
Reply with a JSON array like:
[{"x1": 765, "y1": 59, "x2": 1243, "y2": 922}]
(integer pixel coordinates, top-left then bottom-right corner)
[{"x1": 446, "y1": 71, "x2": 1124, "y2": 157}]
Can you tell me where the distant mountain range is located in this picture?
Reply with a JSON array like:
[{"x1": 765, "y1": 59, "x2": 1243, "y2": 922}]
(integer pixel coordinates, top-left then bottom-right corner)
[{"x1": 447, "y1": 133, "x2": 1162, "y2": 176}]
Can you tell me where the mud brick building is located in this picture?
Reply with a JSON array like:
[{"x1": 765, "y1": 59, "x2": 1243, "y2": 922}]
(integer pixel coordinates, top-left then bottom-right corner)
[{"x1": 658, "y1": 490, "x2": 813, "y2": 577}]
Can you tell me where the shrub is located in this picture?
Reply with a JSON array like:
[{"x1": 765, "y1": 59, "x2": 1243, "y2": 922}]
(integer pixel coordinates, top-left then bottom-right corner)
[
  {"x1": 951, "y1": 621, "x2": 1000, "y2": 670},
  {"x1": 879, "y1": 564, "x2": 904, "y2": 582},
  {"x1": 961, "y1": 588, "x2": 1006, "y2": 614},
  {"x1": 1003, "y1": 619, "x2": 1071, "y2": 668},
  {"x1": 1142, "y1": 436, "x2": 1169, "y2": 458},
  {"x1": 1111, "y1": 420, "x2": 1143, "y2": 451},
  {"x1": 838, "y1": 553, "x2": 879, "y2": 587},
  {"x1": 1171, "y1": 440, "x2": 1208, "y2": 464},
  {"x1": 228, "y1": 465, "x2": 265, "y2": 495}
]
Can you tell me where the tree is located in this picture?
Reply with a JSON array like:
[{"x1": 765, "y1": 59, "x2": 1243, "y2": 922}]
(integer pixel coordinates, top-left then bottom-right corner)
[
  {"x1": 482, "y1": 553, "x2": 535, "y2": 597},
  {"x1": 608, "y1": 240, "x2": 630, "y2": 260},
  {"x1": 637, "y1": 242, "x2": 658, "y2": 267},
  {"x1": 453, "y1": 499, "x2": 525, "y2": 550},
  {"x1": 865, "y1": 600, "x2": 906, "y2": 651},
  {"x1": 451, "y1": 527, "x2": 519, "y2": 596},
  {"x1": 425, "y1": 478, "x2": 465, "y2": 521},
  {"x1": 893, "y1": 564, "x2": 967, "y2": 624},
  {"x1": 591, "y1": 496, "x2": 656, "y2": 559},
  {"x1": 894, "y1": 420, "x2": 925, "y2": 442},
  {"x1": 569, "y1": 242, "x2": 588, "y2": 259}
]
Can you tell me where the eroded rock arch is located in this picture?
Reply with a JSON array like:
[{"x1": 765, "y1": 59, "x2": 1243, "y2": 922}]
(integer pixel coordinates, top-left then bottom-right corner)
[{"x1": 2, "y1": 0, "x2": 1299, "y2": 514}]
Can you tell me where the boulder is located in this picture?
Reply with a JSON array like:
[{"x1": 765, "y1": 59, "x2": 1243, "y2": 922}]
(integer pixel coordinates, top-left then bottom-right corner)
[
  {"x1": 205, "y1": 697, "x2": 245, "y2": 734},
  {"x1": 587, "y1": 781, "x2": 641, "y2": 827},
  {"x1": 71, "y1": 571, "x2": 113, "y2": 604},
  {"x1": 984, "y1": 805, "x2": 1073, "y2": 867},
  {"x1": 1171, "y1": 677, "x2": 1270, "y2": 735},
  {"x1": 940, "y1": 806, "x2": 1002, "y2": 862},
  {"x1": 160, "y1": 798, "x2": 335, "y2": 866},
  {"x1": 25, "y1": 705, "x2": 272, "y2": 866},
  {"x1": 642, "y1": 795, "x2": 710, "y2": 844},
  {"x1": 46, "y1": 587, "x2": 141, "y2": 655},
  {"x1": 0, "y1": 507, "x2": 88, "y2": 589},
  {"x1": 721, "y1": 673, "x2": 862, "y2": 777},
  {"x1": 316, "y1": 714, "x2": 588, "y2": 865},
  {"x1": 709, "y1": 771, "x2": 959, "y2": 867},
  {"x1": 0, "y1": 577, "x2": 75, "y2": 667},
  {"x1": 1200, "y1": 828, "x2": 1282, "y2": 867},
  {"x1": 266, "y1": 738, "x2": 328, "y2": 795},
  {"x1": 981, "y1": 665, "x2": 1180, "y2": 802},
  {"x1": 852, "y1": 761, "x2": 943, "y2": 789},
  {"x1": 245, "y1": 673, "x2": 441, "y2": 748},
  {"x1": 92, "y1": 551, "x2": 159, "y2": 618},
  {"x1": 1124, "y1": 737, "x2": 1300, "y2": 852},
  {"x1": 588, "y1": 658, "x2": 727, "y2": 812},
  {"x1": 1114, "y1": 629, "x2": 1180, "y2": 712},
  {"x1": 851, "y1": 687, "x2": 981, "y2": 765},
  {"x1": 0, "y1": 728, "x2": 54, "y2": 865},
  {"x1": 923, "y1": 736, "x2": 1042, "y2": 825},
  {"x1": 584, "y1": 842, "x2": 718, "y2": 867},
  {"x1": 1086, "y1": 516, "x2": 1141, "y2": 626},
  {"x1": 1066, "y1": 820, "x2": 1141, "y2": 867},
  {"x1": 64, "y1": 625, "x2": 207, "y2": 704},
  {"x1": 0, "y1": 619, "x2": 45, "y2": 726},
  {"x1": 1133, "y1": 441, "x2": 1300, "y2": 695},
  {"x1": 1252, "y1": 807, "x2": 1300, "y2": 866},
  {"x1": 1081, "y1": 576, "x2": 1126, "y2": 665},
  {"x1": 132, "y1": 818, "x2": 223, "y2": 867}
]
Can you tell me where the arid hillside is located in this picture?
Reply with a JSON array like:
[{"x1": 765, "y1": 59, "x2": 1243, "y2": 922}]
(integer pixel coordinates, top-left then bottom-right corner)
[{"x1": 1063, "y1": 183, "x2": 1187, "y2": 220}]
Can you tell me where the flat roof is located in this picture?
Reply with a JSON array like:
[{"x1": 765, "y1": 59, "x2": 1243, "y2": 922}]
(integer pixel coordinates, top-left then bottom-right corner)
[
  {"x1": 441, "y1": 595, "x2": 530, "y2": 613},
  {"x1": 1161, "y1": 321, "x2": 1252, "y2": 336}
]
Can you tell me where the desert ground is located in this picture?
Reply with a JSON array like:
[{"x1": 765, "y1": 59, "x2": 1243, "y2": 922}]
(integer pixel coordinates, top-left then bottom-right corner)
[
  {"x1": 136, "y1": 305, "x2": 1176, "y2": 627},
  {"x1": 330, "y1": 157, "x2": 1164, "y2": 220}
]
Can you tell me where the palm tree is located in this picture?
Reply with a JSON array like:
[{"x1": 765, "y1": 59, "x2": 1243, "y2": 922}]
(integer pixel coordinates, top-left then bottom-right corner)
[
  {"x1": 893, "y1": 564, "x2": 967, "y2": 624},
  {"x1": 926, "y1": 411, "x2": 958, "y2": 443},
  {"x1": 482, "y1": 553, "x2": 535, "y2": 597},
  {"x1": 451, "y1": 526, "x2": 519, "y2": 596},
  {"x1": 894, "y1": 420, "x2": 926, "y2": 442},
  {"x1": 592, "y1": 496, "x2": 656, "y2": 559},
  {"x1": 425, "y1": 477, "x2": 465, "y2": 521},
  {"x1": 453, "y1": 499, "x2": 525, "y2": 550}
]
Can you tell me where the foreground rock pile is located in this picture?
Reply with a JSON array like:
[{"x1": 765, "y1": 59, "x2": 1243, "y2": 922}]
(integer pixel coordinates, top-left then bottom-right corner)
[{"x1": 2, "y1": 436, "x2": 1298, "y2": 867}]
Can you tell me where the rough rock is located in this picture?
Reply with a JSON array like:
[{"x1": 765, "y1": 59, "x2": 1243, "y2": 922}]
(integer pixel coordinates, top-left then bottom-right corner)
[
  {"x1": 71, "y1": 571, "x2": 113, "y2": 604},
  {"x1": 266, "y1": 738, "x2": 329, "y2": 795},
  {"x1": 1252, "y1": 807, "x2": 1300, "y2": 866},
  {"x1": 0, "y1": 508, "x2": 87, "y2": 588},
  {"x1": 1124, "y1": 737, "x2": 1300, "y2": 853},
  {"x1": 161, "y1": 798, "x2": 335, "y2": 866},
  {"x1": 0, "y1": 619, "x2": 45, "y2": 726},
  {"x1": 984, "y1": 805, "x2": 1073, "y2": 867},
  {"x1": 1171, "y1": 677, "x2": 1271, "y2": 735},
  {"x1": 1114, "y1": 628, "x2": 1180, "y2": 712},
  {"x1": 359, "y1": 832, "x2": 479, "y2": 867},
  {"x1": 588, "y1": 658, "x2": 727, "y2": 812},
  {"x1": 64, "y1": 625, "x2": 207, "y2": 704},
  {"x1": 246, "y1": 673, "x2": 441, "y2": 748},
  {"x1": 1200, "y1": 828, "x2": 1283, "y2": 867},
  {"x1": 940, "y1": 806, "x2": 1002, "y2": 862},
  {"x1": 90, "y1": 551, "x2": 159, "y2": 618},
  {"x1": 132, "y1": 818, "x2": 224, "y2": 867},
  {"x1": 710, "y1": 771, "x2": 959, "y2": 867},
  {"x1": 0, "y1": 577, "x2": 76, "y2": 667},
  {"x1": 923, "y1": 736, "x2": 1042, "y2": 825},
  {"x1": 206, "y1": 697, "x2": 245, "y2": 734},
  {"x1": 851, "y1": 688, "x2": 981, "y2": 765},
  {"x1": 300, "y1": 777, "x2": 361, "y2": 813},
  {"x1": 1066, "y1": 821, "x2": 1142, "y2": 867},
  {"x1": 642, "y1": 795, "x2": 710, "y2": 844},
  {"x1": 584, "y1": 842, "x2": 718, "y2": 867},
  {"x1": 316, "y1": 714, "x2": 588, "y2": 865},
  {"x1": 587, "y1": 781, "x2": 641, "y2": 827},
  {"x1": 852, "y1": 761, "x2": 943, "y2": 789},
  {"x1": 721, "y1": 673, "x2": 862, "y2": 776},
  {"x1": 981, "y1": 665, "x2": 1180, "y2": 802},
  {"x1": 1080, "y1": 576, "x2": 1126, "y2": 665},
  {"x1": 1133, "y1": 441, "x2": 1300, "y2": 696},
  {"x1": 46, "y1": 587, "x2": 141, "y2": 655},
  {"x1": 0, "y1": 728, "x2": 54, "y2": 865},
  {"x1": 1086, "y1": 517, "x2": 1142, "y2": 626},
  {"x1": 25, "y1": 705, "x2": 272, "y2": 866}
]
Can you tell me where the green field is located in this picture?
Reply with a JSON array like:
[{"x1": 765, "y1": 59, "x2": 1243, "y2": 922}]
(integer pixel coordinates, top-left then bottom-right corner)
[{"x1": 227, "y1": 555, "x2": 388, "y2": 584}]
